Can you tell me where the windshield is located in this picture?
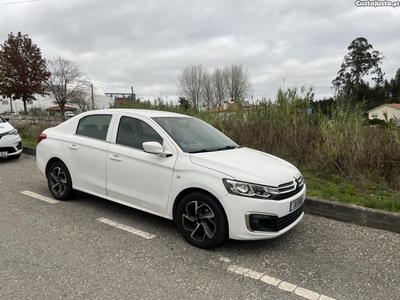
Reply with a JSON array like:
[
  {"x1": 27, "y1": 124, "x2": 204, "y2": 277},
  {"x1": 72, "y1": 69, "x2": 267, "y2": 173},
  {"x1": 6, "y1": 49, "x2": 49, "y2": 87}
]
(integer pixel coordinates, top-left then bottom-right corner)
[{"x1": 152, "y1": 117, "x2": 238, "y2": 153}]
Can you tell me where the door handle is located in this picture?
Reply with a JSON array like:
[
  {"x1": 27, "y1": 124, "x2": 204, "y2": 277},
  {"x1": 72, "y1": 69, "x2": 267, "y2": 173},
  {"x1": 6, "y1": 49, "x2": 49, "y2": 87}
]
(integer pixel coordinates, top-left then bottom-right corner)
[
  {"x1": 109, "y1": 154, "x2": 122, "y2": 161},
  {"x1": 69, "y1": 144, "x2": 78, "y2": 150}
]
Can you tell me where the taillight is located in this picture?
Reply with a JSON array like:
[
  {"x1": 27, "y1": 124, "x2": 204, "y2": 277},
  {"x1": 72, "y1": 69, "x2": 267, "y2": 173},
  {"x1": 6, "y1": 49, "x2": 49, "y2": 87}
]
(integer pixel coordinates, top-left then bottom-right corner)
[{"x1": 38, "y1": 134, "x2": 47, "y2": 144}]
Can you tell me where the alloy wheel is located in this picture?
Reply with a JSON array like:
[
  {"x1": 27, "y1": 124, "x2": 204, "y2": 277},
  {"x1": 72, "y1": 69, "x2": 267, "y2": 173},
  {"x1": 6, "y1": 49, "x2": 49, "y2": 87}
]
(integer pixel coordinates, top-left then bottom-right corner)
[
  {"x1": 181, "y1": 200, "x2": 217, "y2": 242},
  {"x1": 49, "y1": 167, "x2": 67, "y2": 196}
]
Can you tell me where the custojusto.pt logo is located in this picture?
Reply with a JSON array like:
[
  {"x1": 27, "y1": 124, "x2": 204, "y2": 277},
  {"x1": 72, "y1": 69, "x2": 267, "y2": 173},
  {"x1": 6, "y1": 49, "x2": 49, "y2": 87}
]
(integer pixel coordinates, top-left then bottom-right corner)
[{"x1": 355, "y1": 0, "x2": 400, "y2": 7}]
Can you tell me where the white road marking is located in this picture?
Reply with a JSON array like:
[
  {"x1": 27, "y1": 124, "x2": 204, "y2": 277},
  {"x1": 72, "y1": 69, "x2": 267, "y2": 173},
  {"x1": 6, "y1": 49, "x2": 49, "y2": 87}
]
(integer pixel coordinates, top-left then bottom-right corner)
[
  {"x1": 279, "y1": 281, "x2": 297, "y2": 292},
  {"x1": 97, "y1": 217, "x2": 156, "y2": 239},
  {"x1": 227, "y1": 264, "x2": 336, "y2": 300},
  {"x1": 260, "y1": 274, "x2": 281, "y2": 286},
  {"x1": 245, "y1": 270, "x2": 264, "y2": 280},
  {"x1": 295, "y1": 287, "x2": 320, "y2": 300},
  {"x1": 20, "y1": 191, "x2": 60, "y2": 204}
]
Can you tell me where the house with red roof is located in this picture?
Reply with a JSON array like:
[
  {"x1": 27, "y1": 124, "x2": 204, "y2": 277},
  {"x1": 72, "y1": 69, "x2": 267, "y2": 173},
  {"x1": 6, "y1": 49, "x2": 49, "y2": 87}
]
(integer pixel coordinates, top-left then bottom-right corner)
[{"x1": 367, "y1": 103, "x2": 400, "y2": 121}]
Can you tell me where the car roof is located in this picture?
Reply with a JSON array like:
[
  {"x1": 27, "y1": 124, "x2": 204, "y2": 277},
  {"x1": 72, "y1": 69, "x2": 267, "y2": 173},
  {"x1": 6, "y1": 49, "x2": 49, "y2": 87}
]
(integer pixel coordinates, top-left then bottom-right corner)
[{"x1": 85, "y1": 109, "x2": 190, "y2": 118}]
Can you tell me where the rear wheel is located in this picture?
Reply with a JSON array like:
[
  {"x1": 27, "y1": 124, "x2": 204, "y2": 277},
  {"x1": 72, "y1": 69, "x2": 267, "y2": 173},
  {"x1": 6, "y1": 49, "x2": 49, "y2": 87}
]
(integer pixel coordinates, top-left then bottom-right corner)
[
  {"x1": 177, "y1": 192, "x2": 228, "y2": 249},
  {"x1": 47, "y1": 162, "x2": 77, "y2": 200}
]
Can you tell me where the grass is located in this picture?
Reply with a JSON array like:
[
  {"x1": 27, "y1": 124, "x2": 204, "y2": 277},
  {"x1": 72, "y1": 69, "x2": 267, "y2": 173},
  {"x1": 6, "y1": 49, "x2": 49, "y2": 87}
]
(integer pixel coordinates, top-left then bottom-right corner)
[
  {"x1": 21, "y1": 136, "x2": 38, "y2": 148},
  {"x1": 303, "y1": 171, "x2": 400, "y2": 213}
]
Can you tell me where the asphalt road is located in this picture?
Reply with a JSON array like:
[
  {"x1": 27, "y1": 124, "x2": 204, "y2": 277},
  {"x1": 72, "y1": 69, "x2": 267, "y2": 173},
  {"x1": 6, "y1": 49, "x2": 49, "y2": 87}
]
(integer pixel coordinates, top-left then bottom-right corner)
[{"x1": 0, "y1": 154, "x2": 399, "y2": 300}]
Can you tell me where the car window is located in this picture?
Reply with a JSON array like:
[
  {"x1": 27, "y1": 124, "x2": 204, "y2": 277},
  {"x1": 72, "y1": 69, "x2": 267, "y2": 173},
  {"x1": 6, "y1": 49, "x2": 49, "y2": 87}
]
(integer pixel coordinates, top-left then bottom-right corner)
[
  {"x1": 116, "y1": 116, "x2": 163, "y2": 150},
  {"x1": 153, "y1": 117, "x2": 237, "y2": 153},
  {"x1": 76, "y1": 115, "x2": 112, "y2": 141},
  {"x1": 0, "y1": 117, "x2": 5, "y2": 123}
]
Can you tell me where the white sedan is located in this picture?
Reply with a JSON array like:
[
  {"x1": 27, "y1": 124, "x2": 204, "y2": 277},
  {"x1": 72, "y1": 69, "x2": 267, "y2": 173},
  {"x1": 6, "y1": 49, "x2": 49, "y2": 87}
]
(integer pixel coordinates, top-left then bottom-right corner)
[
  {"x1": 36, "y1": 109, "x2": 306, "y2": 249},
  {"x1": 0, "y1": 116, "x2": 23, "y2": 159}
]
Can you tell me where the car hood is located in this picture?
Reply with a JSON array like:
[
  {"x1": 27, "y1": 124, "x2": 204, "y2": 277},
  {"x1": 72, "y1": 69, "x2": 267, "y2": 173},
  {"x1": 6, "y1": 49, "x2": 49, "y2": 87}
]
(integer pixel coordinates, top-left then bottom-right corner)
[
  {"x1": 190, "y1": 147, "x2": 301, "y2": 186},
  {"x1": 0, "y1": 122, "x2": 14, "y2": 134}
]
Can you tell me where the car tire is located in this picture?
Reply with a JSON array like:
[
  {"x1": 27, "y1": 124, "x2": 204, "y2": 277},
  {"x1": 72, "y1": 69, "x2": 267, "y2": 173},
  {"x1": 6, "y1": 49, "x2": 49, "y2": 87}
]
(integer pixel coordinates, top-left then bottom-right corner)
[
  {"x1": 9, "y1": 154, "x2": 21, "y2": 159},
  {"x1": 177, "y1": 192, "x2": 228, "y2": 249},
  {"x1": 47, "y1": 162, "x2": 77, "y2": 200}
]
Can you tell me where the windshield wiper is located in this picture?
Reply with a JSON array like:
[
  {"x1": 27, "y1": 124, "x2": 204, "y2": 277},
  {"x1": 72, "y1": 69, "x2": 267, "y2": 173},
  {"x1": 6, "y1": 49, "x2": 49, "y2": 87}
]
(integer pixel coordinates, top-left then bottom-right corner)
[
  {"x1": 216, "y1": 145, "x2": 238, "y2": 151},
  {"x1": 188, "y1": 149, "x2": 217, "y2": 154}
]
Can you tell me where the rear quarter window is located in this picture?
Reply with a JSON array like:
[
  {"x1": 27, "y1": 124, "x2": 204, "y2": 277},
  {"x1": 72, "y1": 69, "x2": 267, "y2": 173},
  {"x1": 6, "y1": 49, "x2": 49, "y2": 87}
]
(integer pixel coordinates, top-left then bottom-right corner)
[{"x1": 76, "y1": 115, "x2": 112, "y2": 141}]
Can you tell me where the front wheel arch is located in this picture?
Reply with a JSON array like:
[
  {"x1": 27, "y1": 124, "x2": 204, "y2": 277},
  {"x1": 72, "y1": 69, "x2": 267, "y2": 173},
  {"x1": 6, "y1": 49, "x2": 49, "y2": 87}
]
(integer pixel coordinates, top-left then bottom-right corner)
[{"x1": 172, "y1": 188, "x2": 227, "y2": 223}]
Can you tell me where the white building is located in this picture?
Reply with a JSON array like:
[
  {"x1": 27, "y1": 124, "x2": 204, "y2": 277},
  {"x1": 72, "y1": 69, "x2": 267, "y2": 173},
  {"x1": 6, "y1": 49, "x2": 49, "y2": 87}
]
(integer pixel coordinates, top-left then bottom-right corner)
[
  {"x1": 0, "y1": 86, "x2": 111, "y2": 114},
  {"x1": 367, "y1": 103, "x2": 400, "y2": 121}
]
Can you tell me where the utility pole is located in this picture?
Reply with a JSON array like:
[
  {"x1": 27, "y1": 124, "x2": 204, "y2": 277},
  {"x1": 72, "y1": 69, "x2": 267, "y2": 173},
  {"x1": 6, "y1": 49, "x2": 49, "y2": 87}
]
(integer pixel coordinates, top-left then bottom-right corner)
[
  {"x1": 131, "y1": 86, "x2": 134, "y2": 103},
  {"x1": 91, "y1": 83, "x2": 94, "y2": 109}
]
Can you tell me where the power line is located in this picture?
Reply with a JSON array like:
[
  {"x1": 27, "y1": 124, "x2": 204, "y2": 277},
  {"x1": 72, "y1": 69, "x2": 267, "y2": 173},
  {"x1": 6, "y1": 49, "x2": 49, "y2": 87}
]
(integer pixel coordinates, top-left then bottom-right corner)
[
  {"x1": 91, "y1": 82, "x2": 131, "y2": 89},
  {"x1": 0, "y1": 0, "x2": 40, "y2": 6}
]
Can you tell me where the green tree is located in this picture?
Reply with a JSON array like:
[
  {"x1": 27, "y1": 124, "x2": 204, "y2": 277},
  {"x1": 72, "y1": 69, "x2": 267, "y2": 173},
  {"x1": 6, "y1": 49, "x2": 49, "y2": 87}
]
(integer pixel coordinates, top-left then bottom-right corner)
[
  {"x1": 389, "y1": 69, "x2": 400, "y2": 102},
  {"x1": 332, "y1": 37, "x2": 384, "y2": 101},
  {"x1": 178, "y1": 97, "x2": 190, "y2": 110},
  {"x1": 0, "y1": 32, "x2": 50, "y2": 113}
]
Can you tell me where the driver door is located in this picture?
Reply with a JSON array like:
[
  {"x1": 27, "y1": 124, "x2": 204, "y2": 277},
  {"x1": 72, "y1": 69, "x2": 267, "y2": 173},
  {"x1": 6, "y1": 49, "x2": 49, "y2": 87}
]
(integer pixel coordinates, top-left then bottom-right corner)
[{"x1": 106, "y1": 114, "x2": 177, "y2": 214}]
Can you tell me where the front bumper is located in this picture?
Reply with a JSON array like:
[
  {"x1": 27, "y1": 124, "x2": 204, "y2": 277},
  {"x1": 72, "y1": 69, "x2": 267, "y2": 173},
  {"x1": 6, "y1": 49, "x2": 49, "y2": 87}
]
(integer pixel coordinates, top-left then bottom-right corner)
[
  {"x1": 0, "y1": 134, "x2": 23, "y2": 157},
  {"x1": 222, "y1": 184, "x2": 306, "y2": 240}
]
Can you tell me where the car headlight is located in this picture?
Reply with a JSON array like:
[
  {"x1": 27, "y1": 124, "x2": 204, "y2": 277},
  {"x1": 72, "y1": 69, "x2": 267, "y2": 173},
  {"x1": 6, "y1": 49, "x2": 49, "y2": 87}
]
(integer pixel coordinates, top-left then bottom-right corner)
[
  {"x1": 223, "y1": 179, "x2": 280, "y2": 199},
  {"x1": 8, "y1": 129, "x2": 18, "y2": 135}
]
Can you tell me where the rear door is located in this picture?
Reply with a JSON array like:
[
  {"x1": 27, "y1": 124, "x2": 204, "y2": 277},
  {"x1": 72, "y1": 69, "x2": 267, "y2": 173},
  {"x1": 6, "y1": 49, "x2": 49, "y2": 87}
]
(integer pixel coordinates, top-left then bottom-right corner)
[
  {"x1": 64, "y1": 114, "x2": 114, "y2": 195},
  {"x1": 106, "y1": 113, "x2": 177, "y2": 214}
]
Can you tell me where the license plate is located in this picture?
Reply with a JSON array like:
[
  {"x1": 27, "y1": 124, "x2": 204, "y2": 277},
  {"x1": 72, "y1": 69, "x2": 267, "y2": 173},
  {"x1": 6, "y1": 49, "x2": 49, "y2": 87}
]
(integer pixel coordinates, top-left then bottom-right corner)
[
  {"x1": 289, "y1": 196, "x2": 303, "y2": 212},
  {"x1": 0, "y1": 151, "x2": 7, "y2": 157}
]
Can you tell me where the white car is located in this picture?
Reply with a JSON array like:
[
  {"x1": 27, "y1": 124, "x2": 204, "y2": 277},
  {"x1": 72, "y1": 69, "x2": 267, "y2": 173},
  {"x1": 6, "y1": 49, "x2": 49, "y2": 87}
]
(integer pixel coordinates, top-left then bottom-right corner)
[
  {"x1": 0, "y1": 116, "x2": 23, "y2": 159},
  {"x1": 36, "y1": 109, "x2": 306, "y2": 249},
  {"x1": 65, "y1": 111, "x2": 75, "y2": 117}
]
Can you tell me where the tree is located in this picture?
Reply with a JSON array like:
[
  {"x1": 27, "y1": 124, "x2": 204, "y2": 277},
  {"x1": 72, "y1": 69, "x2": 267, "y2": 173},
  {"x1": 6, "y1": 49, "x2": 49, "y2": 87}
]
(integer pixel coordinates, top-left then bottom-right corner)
[
  {"x1": 177, "y1": 64, "x2": 206, "y2": 110},
  {"x1": 0, "y1": 32, "x2": 50, "y2": 113},
  {"x1": 212, "y1": 68, "x2": 227, "y2": 107},
  {"x1": 45, "y1": 57, "x2": 89, "y2": 116},
  {"x1": 332, "y1": 37, "x2": 384, "y2": 101},
  {"x1": 389, "y1": 68, "x2": 400, "y2": 102},
  {"x1": 178, "y1": 97, "x2": 190, "y2": 110},
  {"x1": 223, "y1": 64, "x2": 252, "y2": 104},
  {"x1": 69, "y1": 87, "x2": 91, "y2": 112},
  {"x1": 202, "y1": 70, "x2": 215, "y2": 109}
]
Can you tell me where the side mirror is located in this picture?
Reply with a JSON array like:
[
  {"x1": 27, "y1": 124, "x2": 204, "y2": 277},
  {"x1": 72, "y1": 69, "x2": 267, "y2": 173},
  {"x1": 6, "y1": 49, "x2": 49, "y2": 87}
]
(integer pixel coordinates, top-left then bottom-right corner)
[{"x1": 142, "y1": 141, "x2": 172, "y2": 158}]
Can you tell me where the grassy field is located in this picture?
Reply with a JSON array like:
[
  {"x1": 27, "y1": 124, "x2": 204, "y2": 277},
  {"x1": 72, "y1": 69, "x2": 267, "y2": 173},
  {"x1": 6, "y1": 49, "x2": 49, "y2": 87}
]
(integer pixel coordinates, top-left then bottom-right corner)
[{"x1": 17, "y1": 89, "x2": 400, "y2": 213}]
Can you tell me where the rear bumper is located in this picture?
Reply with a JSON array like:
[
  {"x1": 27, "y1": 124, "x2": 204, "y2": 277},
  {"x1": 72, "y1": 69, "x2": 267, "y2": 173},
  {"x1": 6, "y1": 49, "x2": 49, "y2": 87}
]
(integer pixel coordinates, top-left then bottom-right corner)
[{"x1": 222, "y1": 185, "x2": 306, "y2": 240}]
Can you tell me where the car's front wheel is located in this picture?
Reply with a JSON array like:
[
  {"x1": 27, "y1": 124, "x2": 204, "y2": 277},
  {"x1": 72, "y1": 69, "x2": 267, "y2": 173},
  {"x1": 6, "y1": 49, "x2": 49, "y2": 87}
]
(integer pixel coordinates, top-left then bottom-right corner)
[
  {"x1": 177, "y1": 192, "x2": 228, "y2": 249},
  {"x1": 47, "y1": 162, "x2": 76, "y2": 200}
]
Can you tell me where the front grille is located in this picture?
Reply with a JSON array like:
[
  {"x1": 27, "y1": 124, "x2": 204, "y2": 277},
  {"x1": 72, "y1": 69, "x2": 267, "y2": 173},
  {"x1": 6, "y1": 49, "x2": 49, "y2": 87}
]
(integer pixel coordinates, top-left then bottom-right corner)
[
  {"x1": 248, "y1": 204, "x2": 304, "y2": 232},
  {"x1": 0, "y1": 147, "x2": 16, "y2": 154},
  {"x1": 276, "y1": 176, "x2": 304, "y2": 200}
]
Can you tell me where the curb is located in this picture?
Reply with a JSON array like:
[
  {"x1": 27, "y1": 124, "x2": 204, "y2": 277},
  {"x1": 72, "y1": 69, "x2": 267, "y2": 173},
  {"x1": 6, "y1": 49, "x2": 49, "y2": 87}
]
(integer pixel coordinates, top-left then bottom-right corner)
[
  {"x1": 22, "y1": 146, "x2": 36, "y2": 156},
  {"x1": 304, "y1": 196, "x2": 400, "y2": 234},
  {"x1": 21, "y1": 147, "x2": 399, "y2": 234}
]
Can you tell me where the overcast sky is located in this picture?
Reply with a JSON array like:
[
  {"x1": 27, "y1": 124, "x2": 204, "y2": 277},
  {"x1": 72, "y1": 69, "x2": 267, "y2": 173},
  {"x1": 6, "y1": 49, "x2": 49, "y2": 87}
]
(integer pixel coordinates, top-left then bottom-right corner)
[{"x1": 1, "y1": 0, "x2": 400, "y2": 102}]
